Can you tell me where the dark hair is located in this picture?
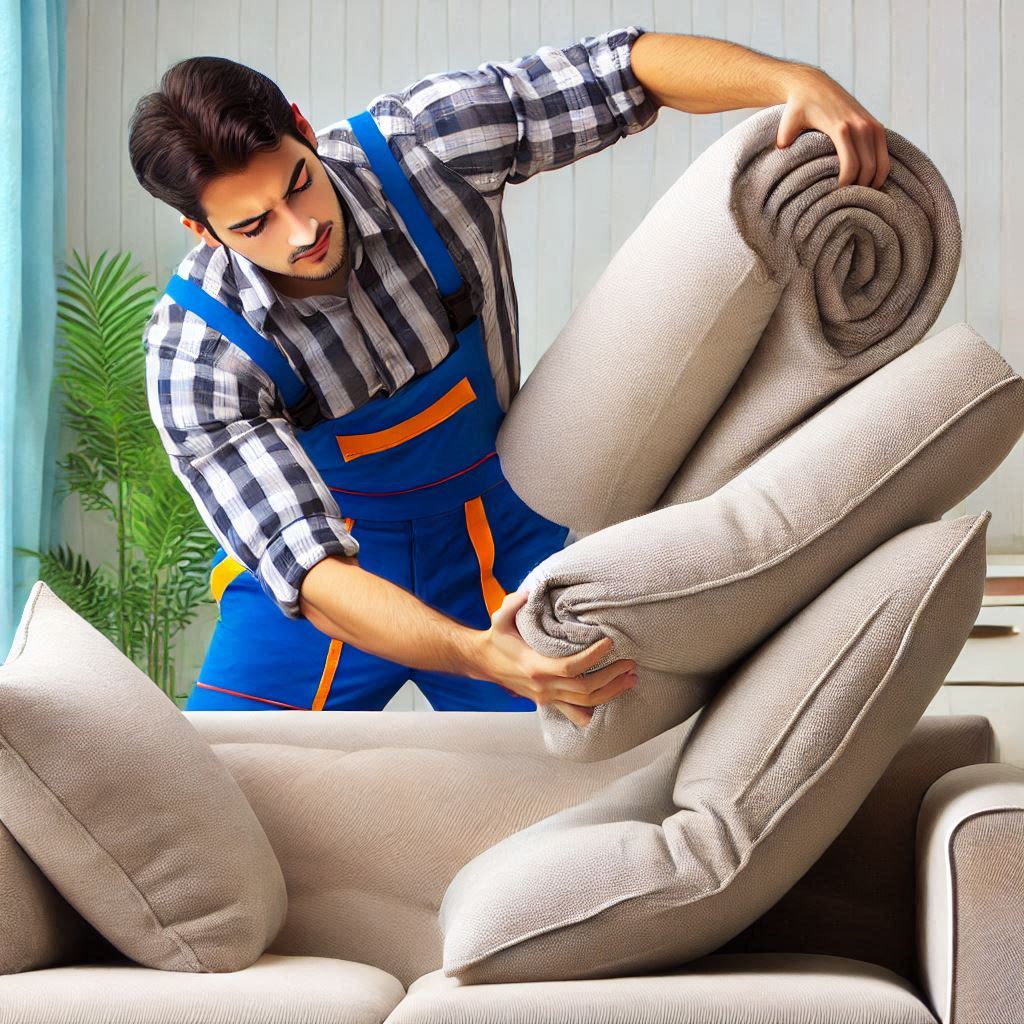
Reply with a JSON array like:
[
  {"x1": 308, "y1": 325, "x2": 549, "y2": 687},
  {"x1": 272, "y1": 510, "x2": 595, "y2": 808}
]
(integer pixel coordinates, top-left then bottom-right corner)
[{"x1": 128, "y1": 56, "x2": 316, "y2": 242}]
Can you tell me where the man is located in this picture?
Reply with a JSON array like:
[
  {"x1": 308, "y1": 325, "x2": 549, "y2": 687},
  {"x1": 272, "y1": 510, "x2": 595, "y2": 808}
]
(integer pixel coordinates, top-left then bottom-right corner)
[{"x1": 130, "y1": 26, "x2": 889, "y2": 717}]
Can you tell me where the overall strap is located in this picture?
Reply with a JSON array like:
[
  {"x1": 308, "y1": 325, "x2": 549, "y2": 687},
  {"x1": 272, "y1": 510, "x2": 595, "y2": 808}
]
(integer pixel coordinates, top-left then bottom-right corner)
[
  {"x1": 348, "y1": 109, "x2": 476, "y2": 332},
  {"x1": 164, "y1": 274, "x2": 311, "y2": 410}
]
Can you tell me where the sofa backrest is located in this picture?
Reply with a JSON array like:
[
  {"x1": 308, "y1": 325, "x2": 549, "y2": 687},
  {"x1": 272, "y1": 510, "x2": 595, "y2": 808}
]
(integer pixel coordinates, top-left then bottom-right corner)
[{"x1": 186, "y1": 709, "x2": 992, "y2": 988}]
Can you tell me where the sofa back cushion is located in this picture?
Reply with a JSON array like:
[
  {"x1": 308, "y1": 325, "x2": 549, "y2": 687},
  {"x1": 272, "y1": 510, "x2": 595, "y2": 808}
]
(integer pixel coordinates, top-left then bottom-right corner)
[
  {"x1": 717, "y1": 712, "x2": 994, "y2": 984},
  {"x1": 0, "y1": 582, "x2": 287, "y2": 972},
  {"x1": 191, "y1": 709, "x2": 991, "y2": 987},
  {"x1": 0, "y1": 818, "x2": 120, "y2": 975}
]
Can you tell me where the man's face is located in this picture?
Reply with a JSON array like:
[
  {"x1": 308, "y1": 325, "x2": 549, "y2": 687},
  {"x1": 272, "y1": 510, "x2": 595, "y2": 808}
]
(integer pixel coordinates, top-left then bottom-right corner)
[{"x1": 182, "y1": 108, "x2": 348, "y2": 285}]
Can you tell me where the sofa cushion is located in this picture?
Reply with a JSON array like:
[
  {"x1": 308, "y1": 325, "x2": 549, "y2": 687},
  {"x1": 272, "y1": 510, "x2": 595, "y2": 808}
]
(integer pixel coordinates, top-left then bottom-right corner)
[
  {"x1": 717, "y1": 713, "x2": 994, "y2": 983},
  {"x1": 516, "y1": 323, "x2": 1024, "y2": 762},
  {"x1": 390, "y1": 953, "x2": 936, "y2": 1024},
  {"x1": 440, "y1": 513, "x2": 989, "y2": 983},
  {"x1": 0, "y1": 581, "x2": 287, "y2": 972},
  {"x1": 496, "y1": 103, "x2": 960, "y2": 537},
  {"x1": 0, "y1": 952, "x2": 404, "y2": 1023},
  {"x1": 0, "y1": 818, "x2": 117, "y2": 975}
]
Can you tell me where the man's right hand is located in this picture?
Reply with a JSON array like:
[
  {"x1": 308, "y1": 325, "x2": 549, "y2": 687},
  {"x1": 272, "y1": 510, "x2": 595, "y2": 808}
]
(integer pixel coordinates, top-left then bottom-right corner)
[{"x1": 470, "y1": 587, "x2": 639, "y2": 727}]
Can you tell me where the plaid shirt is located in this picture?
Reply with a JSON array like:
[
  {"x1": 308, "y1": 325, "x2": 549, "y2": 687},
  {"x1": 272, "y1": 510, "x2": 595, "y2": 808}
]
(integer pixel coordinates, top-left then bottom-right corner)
[{"x1": 143, "y1": 24, "x2": 660, "y2": 620}]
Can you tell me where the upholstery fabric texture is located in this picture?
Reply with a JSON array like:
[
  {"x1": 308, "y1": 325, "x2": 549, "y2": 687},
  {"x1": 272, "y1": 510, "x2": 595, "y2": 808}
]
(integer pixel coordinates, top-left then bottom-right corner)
[
  {"x1": 516, "y1": 322, "x2": 1024, "y2": 762},
  {"x1": 0, "y1": 819, "x2": 116, "y2": 975},
  {"x1": 496, "y1": 103, "x2": 961, "y2": 533},
  {"x1": 0, "y1": 582, "x2": 288, "y2": 972},
  {"x1": 440, "y1": 513, "x2": 990, "y2": 983},
  {"x1": 496, "y1": 105, "x2": 1002, "y2": 765}
]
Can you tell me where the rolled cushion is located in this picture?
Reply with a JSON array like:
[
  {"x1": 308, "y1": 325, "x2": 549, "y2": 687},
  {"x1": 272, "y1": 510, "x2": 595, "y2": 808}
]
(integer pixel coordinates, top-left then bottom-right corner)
[
  {"x1": 440, "y1": 512, "x2": 990, "y2": 984},
  {"x1": 516, "y1": 322, "x2": 1024, "y2": 762},
  {"x1": 0, "y1": 581, "x2": 287, "y2": 972},
  {"x1": 496, "y1": 102, "x2": 960, "y2": 534}
]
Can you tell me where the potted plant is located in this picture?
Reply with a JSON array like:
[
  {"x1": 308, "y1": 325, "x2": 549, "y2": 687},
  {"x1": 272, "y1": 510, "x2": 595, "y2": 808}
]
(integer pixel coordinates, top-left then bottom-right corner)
[{"x1": 15, "y1": 249, "x2": 217, "y2": 706}]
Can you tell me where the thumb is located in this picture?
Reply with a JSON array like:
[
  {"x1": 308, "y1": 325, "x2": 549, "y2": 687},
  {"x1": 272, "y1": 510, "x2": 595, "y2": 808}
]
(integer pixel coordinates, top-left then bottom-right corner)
[
  {"x1": 492, "y1": 586, "x2": 530, "y2": 628},
  {"x1": 776, "y1": 107, "x2": 803, "y2": 149}
]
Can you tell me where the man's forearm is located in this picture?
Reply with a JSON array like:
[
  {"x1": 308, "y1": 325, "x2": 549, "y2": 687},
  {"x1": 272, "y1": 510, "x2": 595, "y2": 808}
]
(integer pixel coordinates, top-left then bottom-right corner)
[
  {"x1": 298, "y1": 554, "x2": 484, "y2": 677},
  {"x1": 630, "y1": 31, "x2": 817, "y2": 115}
]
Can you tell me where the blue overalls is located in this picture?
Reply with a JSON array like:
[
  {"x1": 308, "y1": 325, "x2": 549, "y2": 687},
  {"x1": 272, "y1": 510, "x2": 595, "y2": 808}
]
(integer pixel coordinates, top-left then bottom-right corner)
[{"x1": 164, "y1": 110, "x2": 571, "y2": 712}]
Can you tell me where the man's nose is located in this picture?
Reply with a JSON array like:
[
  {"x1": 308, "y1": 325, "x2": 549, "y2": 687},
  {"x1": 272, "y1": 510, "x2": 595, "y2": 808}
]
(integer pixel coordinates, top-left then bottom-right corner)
[{"x1": 287, "y1": 215, "x2": 318, "y2": 248}]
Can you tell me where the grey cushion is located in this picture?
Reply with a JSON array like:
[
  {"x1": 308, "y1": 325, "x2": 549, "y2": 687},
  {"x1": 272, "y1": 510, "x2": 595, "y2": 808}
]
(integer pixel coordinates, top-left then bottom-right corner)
[
  {"x1": 440, "y1": 513, "x2": 989, "y2": 984},
  {"x1": 0, "y1": 818, "x2": 112, "y2": 974},
  {"x1": 496, "y1": 103, "x2": 961, "y2": 536},
  {"x1": 515, "y1": 323, "x2": 1024, "y2": 762},
  {"x1": 0, "y1": 952, "x2": 405, "y2": 1024},
  {"x1": 0, "y1": 582, "x2": 287, "y2": 972},
  {"x1": 391, "y1": 953, "x2": 936, "y2": 1024}
]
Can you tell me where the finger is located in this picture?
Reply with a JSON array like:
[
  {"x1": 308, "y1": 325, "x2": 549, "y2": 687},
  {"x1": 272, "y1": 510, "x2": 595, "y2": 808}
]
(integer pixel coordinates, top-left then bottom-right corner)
[
  {"x1": 832, "y1": 124, "x2": 859, "y2": 188},
  {"x1": 851, "y1": 123, "x2": 876, "y2": 187},
  {"x1": 871, "y1": 126, "x2": 891, "y2": 189},
  {"x1": 550, "y1": 699, "x2": 594, "y2": 727},
  {"x1": 561, "y1": 636, "x2": 615, "y2": 675},
  {"x1": 554, "y1": 658, "x2": 636, "y2": 696},
  {"x1": 492, "y1": 586, "x2": 529, "y2": 626},
  {"x1": 551, "y1": 668, "x2": 638, "y2": 708}
]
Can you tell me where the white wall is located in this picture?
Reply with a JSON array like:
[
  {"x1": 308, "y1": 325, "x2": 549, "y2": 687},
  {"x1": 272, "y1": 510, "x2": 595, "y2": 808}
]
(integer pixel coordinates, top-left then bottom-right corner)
[{"x1": 62, "y1": 0, "x2": 1024, "y2": 703}]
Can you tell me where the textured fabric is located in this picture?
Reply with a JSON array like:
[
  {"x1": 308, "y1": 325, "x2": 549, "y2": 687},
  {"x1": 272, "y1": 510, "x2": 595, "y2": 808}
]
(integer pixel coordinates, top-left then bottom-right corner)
[
  {"x1": 207, "y1": 721, "x2": 684, "y2": 988},
  {"x1": 0, "y1": 953, "x2": 405, "y2": 1024},
  {"x1": 916, "y1": 762, "x2": 1024, "y2": 1024},
  {"x1": 392, "y1": 953, "x2": 937, "y2": 1024},
  {"x1": 516, "y1": 323, "x2": 1024, "y2": 762},
  {"x1": 717, "y1": 714, "x2": 994, "y2": 986},
  {"x1": 496, "y1": 101, "x2": 960, "y2": 532},
  {"x1": 0, "y1": 699, "x2": 989, "y2": 996},
  {"x1": 440, "y1": 513, "x2": 990, "y2": 983},
  {"x1": 170, "y1": 711, "x2": 987, "y2": 992},
  {"x1": 0, "y1": 0, "x2": 67, "y2": 656},
  {"x1": 0, "y1": 819, "x2": 115, "y2": 975},
  {"x1": 0, "y1": 582, "x2": 287, "y2": 972},
  {"x1": 142, "y1": 25, "x2": 659, "y2": 619},
  {"x1": 949, "y1": 811, "x2": 1024, "y2": 1024}
]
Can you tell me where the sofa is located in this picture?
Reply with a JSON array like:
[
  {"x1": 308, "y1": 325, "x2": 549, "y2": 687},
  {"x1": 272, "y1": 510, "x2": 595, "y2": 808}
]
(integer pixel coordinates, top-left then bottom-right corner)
[
  {"x1": 3, "y1": 103, "x2": 1023, "y2": 1021},
  {"x1": 0, "y1": 706, "x2": 1022, "y2": 1023}
]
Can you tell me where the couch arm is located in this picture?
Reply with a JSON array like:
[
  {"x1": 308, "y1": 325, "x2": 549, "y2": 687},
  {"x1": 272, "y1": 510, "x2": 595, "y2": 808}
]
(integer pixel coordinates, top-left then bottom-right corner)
[{"x1": 916, "y1": 762, "x2": 1024, "y2": 1024}]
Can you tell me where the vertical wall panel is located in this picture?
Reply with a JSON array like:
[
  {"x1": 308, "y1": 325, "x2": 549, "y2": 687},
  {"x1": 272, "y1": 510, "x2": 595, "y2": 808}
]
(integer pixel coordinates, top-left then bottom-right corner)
[
  {"x1": 571, "y1": 0, "x2": 614, "y2": 314},
  {"x1": 504, "y1": 1, "x2": 541, "y2": 375},
  {"x1": 276, "y1": 0, "x2": 313, "y2": 114},
  {"x1": 309, "y1": 0, "x2": 349, "y2": 129},
  {"x1": 120, "y1": 0, "x2": 157, "y2": 267},
  {"x1": 928, "y1": 0, "x2": 966, "y2": 331}
]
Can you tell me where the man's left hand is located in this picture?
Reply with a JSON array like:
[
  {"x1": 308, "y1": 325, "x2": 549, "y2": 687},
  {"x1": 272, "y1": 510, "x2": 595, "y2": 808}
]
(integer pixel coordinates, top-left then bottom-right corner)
[{"x1": 776, "y1": 68, "x2": 891, "y2": 190}]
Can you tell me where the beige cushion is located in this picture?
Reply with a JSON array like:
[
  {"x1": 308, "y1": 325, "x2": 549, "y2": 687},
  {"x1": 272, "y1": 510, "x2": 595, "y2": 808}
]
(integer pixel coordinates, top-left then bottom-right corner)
[
  {"x1": 496, "y1": 103, "x2": 961, "y2": 534},
  {"x1": 440, "y1": 512, "x2": 989, "y2": 983},
  {"x1": 0, "y1": 818, "x2": 111, "y2": 974},
  {"x1": 0, "y1": 581, "x2": 287, "y2": 972},
  {"x1": 391, "y1": 953, "x2": 936, "y2": 1024},
  {"x1": 0, "y1": 952, "x2": 405, "y2": 1024},
  {"x1": 516, "y1": 323, "x2": 1024, "y2": 762}
]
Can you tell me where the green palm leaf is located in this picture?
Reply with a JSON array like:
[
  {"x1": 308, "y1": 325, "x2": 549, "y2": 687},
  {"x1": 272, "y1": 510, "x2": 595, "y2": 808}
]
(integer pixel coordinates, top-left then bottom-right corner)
[{"x1": 16, "y1": 249, "x2": 219, "y2": 701}]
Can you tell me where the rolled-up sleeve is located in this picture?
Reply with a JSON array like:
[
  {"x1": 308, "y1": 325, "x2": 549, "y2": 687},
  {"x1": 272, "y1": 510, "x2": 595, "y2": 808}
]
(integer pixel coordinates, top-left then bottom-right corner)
[
  {"x1": 393, "y1": 24, "x2": 660, "y2": 194},
  {"x1": 143, "y1": 295, "x2": 360, "y2": 621}
]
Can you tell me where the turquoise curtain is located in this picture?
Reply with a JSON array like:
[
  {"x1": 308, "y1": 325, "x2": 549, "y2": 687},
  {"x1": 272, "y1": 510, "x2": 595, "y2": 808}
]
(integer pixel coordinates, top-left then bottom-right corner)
[{"x1": 0, "y1": 0, "x2": 67, "y2": 656}]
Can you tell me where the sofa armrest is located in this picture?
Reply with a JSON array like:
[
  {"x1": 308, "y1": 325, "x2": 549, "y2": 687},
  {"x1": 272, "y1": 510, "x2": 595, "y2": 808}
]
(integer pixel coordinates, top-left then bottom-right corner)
[{"x1": 916, "y1": 762, "x2": 1024, "y2": 1024}]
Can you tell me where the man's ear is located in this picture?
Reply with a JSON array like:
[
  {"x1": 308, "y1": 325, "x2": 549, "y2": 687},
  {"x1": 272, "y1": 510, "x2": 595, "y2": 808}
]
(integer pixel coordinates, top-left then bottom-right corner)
[
  {"x1": 291, "y1": 102, "x2": 318, "y2": 149},
  {"x1": 179, "y1": 214, "x2": 222, "y2": 248}
]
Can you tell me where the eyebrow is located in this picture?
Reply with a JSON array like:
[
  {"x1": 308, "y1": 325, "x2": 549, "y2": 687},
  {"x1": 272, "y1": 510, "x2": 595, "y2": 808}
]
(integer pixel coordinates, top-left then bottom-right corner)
[{"x1": 227, "y1": 157, "x2": 308, "y2": 230}]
